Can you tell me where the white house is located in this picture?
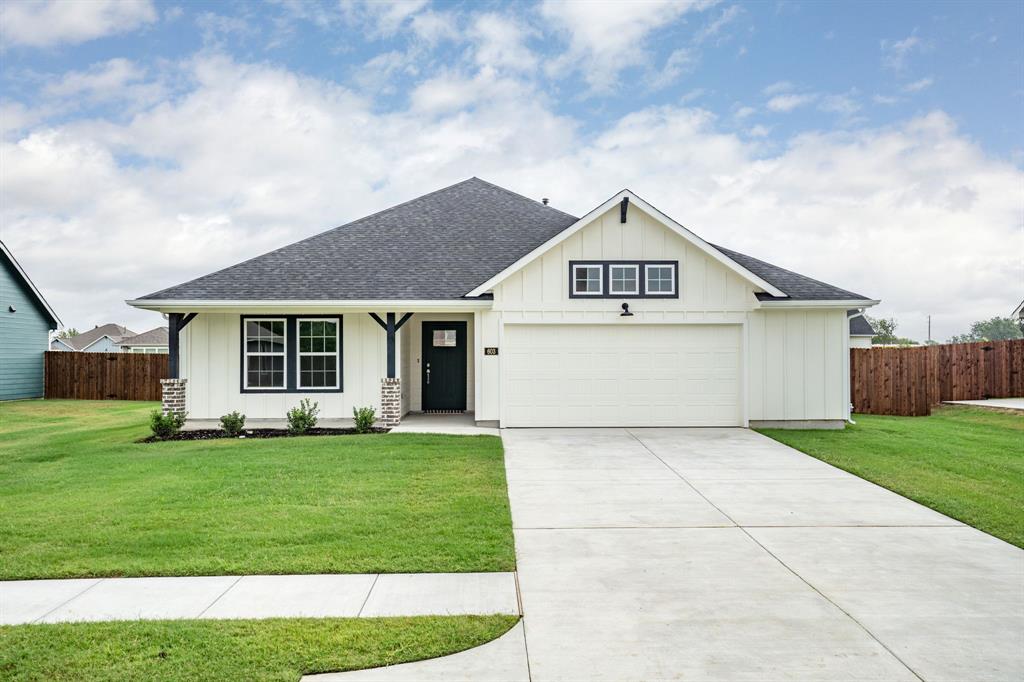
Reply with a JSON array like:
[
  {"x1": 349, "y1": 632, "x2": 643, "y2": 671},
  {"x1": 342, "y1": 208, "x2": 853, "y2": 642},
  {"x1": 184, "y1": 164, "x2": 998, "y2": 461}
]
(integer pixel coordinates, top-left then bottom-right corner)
[
  {"x1": 128, "y1": 178, "x2": 878, "y2": 429},
  {"x1": 50, "y1": 323, "x2": 135, "y2": 352}
]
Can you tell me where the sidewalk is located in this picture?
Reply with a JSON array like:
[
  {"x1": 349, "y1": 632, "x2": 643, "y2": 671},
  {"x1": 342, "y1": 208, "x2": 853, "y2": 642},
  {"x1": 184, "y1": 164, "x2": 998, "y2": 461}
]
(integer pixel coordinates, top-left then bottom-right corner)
[{"x1": 1, "y1": 572, "x2": 518, "y2": 625}]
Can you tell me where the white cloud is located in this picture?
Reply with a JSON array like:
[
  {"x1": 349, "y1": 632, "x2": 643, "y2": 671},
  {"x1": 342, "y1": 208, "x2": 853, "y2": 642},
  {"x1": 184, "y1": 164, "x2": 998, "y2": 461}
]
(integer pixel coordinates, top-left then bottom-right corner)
[
  {"x1": 2, "y1": 56, "x2": 1018, "y2": 344},
  {"x1": 469, "y1": 13, "x2": 537, "y2": 73},
  {"x1": 648, "y1": 48, "x2": 697, "y2": 90},
  {"x1": 344, "y1": 0, "x2": 428, "y2": 38},
  {"x1": 44, "y1": 58, "x2": 146, "y2": 100},
  {"x1": 694, "y1": 4, "x2": 742, "y2": 45},
  {"x1": 0, "y1": 0, "x2": 157, "y2": 48},
  {"x1": 409, "y1": 9, "x2": 459, "y2": 45},
  {"x1": 819, "y1": 92, "x2": 861, "y2": 116},
  {"x1": 746, "y1": 124, "x2": 770, "y2": 137},
  {"x1": 766, "y1": 92, "x2": 817, "y2": 112},
  {"x1": 761, "y1": 81, "x2": 793, "y2": 96},
  {"x1": 733, "y1": 105, "x2": 756, "y2": 120},
  {"x1": 903, "y1": 76, "x2": 934, "y2": 92},
  {"x1": 540, "y1": 0, "x2": 714, "y2": 92},
  {"x1": 881, "y1": 30, "x2": 927, "y2": 71},
  {"x1": 873, "y1": 94, "x2": 901, "y2": 105}
]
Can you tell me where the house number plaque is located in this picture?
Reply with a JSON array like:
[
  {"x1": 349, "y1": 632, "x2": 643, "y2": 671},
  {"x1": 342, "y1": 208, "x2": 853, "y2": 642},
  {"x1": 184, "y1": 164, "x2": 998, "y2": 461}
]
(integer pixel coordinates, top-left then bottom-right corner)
[{"x1": 484, "y1": 347, "x2": 499, "y2": 355}]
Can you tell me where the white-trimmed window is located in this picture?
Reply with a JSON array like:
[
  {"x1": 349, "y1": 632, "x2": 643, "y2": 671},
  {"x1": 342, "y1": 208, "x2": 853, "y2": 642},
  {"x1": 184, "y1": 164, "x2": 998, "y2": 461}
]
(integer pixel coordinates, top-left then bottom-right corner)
[
  {"x1": 572, "y1": 264, "x2": 603, "y2": 295},
  {"x1": 610, "y1": 264, "x2": 639, "y2": 295},
  {"x1": 244, "y1": 318, "x2": 286, "y2": 389},
  {"x1": 645, "y1": 264, "x2": 676, "y2": 295},
  {"x1": 297, "y1": 318, "x2": 339, "y2": 389}
]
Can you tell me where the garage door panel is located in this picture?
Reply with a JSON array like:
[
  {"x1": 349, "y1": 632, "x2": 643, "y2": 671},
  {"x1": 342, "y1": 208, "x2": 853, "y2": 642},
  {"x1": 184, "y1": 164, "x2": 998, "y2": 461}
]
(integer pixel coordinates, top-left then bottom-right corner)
[{"x1": 503, "y1": 324, "x2": 742, "y2": 427}]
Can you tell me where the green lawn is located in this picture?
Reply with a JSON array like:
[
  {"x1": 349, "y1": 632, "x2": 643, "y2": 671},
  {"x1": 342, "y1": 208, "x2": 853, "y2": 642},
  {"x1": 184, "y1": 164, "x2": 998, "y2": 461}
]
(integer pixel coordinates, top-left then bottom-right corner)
[
  {"x1": 758, "y1": 406, "x2": 1024, "y2": 547},
  {"x1": 0, "y1": 400, "x2": 515, "y2": 579},
  {"x1": 0, "y1": 615, "x2": 518, "y2": 682}
]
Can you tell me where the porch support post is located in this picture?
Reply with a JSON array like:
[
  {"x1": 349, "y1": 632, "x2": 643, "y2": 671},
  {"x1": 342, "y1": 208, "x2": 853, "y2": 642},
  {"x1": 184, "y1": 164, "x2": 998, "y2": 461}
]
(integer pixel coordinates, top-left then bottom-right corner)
[
  {"x1": 167, "y1": 313, "x2": 182, "y2": 379},
  {"x1": 369, "y1": 311, "x2": 407, "y2": 428},
  {"x1": 386, "y1": 312, "x2": 396, "y2": 378}
]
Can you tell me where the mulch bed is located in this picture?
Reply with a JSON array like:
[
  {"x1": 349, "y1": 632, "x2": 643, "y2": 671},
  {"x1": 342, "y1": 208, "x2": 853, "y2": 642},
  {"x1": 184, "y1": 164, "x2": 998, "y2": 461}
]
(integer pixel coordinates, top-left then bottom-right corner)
[{"x1": 140, "y1": 427, "x2": 390, "y2": 443}]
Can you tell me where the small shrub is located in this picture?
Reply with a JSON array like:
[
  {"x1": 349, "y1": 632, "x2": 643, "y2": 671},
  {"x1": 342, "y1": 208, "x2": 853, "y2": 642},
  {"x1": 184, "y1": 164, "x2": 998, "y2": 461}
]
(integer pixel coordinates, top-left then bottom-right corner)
[
  {"x1": 219, "y1": 411, "x2": 246, "y2": 437},
  {"x1": 286, "y1": 399, "x2": 319, "y2": 435},
  {"x1": 353, "y1": 406, "x2": 376, "y2": 433},
  {"x1": 150, "y1": 410, "x2": 187, "y2": 440}
]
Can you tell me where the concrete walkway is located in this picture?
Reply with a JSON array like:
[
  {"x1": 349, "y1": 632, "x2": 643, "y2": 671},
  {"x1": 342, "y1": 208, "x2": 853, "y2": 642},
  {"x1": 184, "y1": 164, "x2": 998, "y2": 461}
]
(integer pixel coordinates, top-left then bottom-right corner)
[
  {"x1": 314, "y1": 427, "x2": 1024, "y2": 682},
  {"x1": 1, "y1": 572, "x2": 518, "y2": 625},
  {"x1": 944, "y1": 397, "x2": 1024, "y2": 411}
]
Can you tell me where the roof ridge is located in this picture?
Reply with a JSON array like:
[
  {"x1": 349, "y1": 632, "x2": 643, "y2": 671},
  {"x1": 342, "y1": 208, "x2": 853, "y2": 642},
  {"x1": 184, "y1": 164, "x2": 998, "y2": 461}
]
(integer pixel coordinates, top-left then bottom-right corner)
[
  {"x1": 710, "y1": 243, "x2": 864, "y2": 299},
  {"x1": 469, "y1": 176, "x2": 579, "y2": 221}
]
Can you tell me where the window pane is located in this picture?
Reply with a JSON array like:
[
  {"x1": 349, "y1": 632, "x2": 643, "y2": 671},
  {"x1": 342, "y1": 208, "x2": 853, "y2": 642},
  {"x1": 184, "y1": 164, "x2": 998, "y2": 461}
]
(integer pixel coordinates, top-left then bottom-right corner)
[
  {"x1": 574, "y1": 266, "x2": 601, "y2": 293},
  {"x1": 433, "y1": 330, "x2": 457, "y2": 347},
  {"x1": 610, "y1": 266, "x2": 637, "y2": 293},
  {"x1": 324, "y1": 336, "x2": 337, "y2": 353},
  {"x1": 299, "y1": 321, "x2": 311, "y2": 337}
]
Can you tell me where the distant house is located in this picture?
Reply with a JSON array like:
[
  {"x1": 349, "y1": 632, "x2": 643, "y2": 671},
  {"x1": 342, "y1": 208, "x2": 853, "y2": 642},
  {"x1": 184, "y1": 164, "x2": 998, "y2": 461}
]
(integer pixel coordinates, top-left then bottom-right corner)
[
  {"x1": 1, "y1": 240, "x2": 61, "y2": 400},
  {"x1": 118, "y1": 327, "x2": 169, "y2": 354},
  {"x1": 50, "y1": 324, "x2": 136, "y2": 352},
  {"x1": 848, "y1": 310, "x2": 876, "y2": 349},
  {"x1": 1014, "y1": 299, "x2": 1023, "y2": 322}
]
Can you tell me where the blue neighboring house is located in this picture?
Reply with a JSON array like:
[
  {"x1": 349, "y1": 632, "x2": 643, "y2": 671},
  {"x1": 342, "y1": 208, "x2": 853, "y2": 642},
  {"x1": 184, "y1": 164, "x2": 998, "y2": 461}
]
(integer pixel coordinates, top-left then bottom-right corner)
[{"x1": 1, "y1": 240, "x2": 61, "y2": 400}]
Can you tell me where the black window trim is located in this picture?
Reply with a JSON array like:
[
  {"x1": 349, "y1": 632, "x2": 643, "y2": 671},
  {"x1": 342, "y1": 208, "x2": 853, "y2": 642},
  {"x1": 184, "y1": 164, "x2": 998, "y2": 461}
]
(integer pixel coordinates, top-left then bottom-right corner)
[
  {"x1": 568, "y1": 260, "x2": 679, "y2": 299},
  {"x1": 239, "y1": 315, "x2": 344, "y2": 394}
]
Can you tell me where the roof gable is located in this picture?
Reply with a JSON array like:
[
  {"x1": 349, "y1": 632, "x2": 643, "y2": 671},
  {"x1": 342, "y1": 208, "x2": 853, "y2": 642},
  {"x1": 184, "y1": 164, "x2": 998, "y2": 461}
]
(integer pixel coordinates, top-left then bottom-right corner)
[
  {"x1": 62, "y1": 323, "x2": 135, "y2": 350},
  {"x1": 466, "y1": 190, "x2": 787, "y2": 299},
  {"x1": 119, "y1": 326, "x2": 169, "y2": 346},
  {"x1": 1, "y1": 240, "x2": 60, "y2": 328}
]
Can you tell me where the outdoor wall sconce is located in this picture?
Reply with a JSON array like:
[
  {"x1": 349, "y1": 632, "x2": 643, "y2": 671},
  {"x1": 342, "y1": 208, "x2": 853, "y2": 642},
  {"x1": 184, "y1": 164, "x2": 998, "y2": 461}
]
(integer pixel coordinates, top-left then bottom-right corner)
[{"x1": 620, "y1": 302, "x2": 633, "y2": 317}]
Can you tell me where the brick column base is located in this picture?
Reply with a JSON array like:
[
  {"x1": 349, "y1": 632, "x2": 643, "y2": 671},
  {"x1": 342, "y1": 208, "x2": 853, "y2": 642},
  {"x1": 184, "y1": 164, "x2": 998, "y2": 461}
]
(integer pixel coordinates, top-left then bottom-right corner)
[
  {"x1": 160, "y1": 378, "x2": 187, "y2": 417},
  {"x1": 380, "y1": 377, "x2": 401, "y2": 427}
]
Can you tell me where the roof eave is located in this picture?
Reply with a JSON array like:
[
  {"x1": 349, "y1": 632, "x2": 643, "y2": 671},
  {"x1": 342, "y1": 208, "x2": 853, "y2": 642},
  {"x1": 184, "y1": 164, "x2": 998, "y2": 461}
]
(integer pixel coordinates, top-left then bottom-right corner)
[
  {"x1": 126, "y1": 299, "x2": 495, "y2": 313},
  {"x1": 757, "y1": 299, "x2": 881, "y2": 309}
]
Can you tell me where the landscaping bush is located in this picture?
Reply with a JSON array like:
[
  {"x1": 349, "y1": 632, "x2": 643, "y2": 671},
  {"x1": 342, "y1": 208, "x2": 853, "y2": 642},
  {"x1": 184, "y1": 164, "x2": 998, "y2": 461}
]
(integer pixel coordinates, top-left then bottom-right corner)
[
  {"x1": 353, "y1": 406, "x2": 376, "y2": 433},
  {"x1": 150, "y1": 410, "x2": 187, "y2": 440},
  {"x1": 219, "y1": 411, "x2": 246, "y2": 437},
  {"x1": 286, "y1": 399, "x2": 319, "y2": 435}
]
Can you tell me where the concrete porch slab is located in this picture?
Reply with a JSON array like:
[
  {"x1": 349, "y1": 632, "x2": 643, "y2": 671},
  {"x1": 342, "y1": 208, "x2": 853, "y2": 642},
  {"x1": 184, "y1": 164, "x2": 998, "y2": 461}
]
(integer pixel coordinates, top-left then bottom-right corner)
[{"x1": 389, "y1": 412, "x2": 498, "y2": 436}]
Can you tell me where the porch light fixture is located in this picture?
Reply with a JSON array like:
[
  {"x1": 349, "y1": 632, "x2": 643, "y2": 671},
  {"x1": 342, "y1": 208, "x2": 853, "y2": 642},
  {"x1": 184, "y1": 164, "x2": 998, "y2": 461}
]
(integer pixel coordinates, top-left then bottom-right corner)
[{"x1": 620, "y1": 302, "x2": 633, "y2": 317}]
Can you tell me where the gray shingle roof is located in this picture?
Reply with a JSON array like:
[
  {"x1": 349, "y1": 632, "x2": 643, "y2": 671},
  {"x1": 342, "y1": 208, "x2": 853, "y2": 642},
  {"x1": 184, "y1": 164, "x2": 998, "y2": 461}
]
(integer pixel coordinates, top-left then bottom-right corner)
[
  {"x1": 56, "y1": 323, "x2": 135, "y2": 350},
  {"x1": 119, "y1": 326, "x2": 169, "y2": 347},
  {"x1": 849, "y1": 313, "x2": 875, "y2": 336},
  {"x1": 710, "y1": 244, "x2": 870, "y2": 301},
  {"x1": 137, "y1": 178, "x2": 871, "y2": 303},
  {"x1": 138, "y1": 178, "x2": 577, "y2": 301}
]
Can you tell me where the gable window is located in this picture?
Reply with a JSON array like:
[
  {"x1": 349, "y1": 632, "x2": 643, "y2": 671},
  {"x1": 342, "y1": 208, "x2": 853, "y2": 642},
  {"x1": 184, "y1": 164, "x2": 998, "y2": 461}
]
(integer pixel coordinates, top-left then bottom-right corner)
[
  {"x1": 298, "y1": 318, "x2": 339, "y2": 389},
  {"x1": 245, "y1": 319, "x2": 286, "y2": 389},
  {"x1": 610, "y1": 264, "x2": 639, "y2": 295},
  {"x1": 645, "y1": 264, "x2": 676, "y2": 295},
  {"x1": 572, "y1": 264, "x2": 603, "y2": 295}
]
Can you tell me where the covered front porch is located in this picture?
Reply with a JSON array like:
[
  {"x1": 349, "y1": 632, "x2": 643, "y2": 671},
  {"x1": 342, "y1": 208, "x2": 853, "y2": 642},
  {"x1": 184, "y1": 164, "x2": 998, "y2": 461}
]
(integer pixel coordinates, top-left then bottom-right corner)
[{"x1": 156, "y1": 302, "x2": 487, "y2": 428}]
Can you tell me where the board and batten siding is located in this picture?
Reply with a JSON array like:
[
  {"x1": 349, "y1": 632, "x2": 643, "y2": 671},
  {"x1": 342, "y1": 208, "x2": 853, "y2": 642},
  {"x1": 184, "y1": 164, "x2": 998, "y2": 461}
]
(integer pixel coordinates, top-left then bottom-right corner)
[
  {"x1": 476, "y1": 204, "x2": 849, "y2": 424},
  {"x1": 0, "y1": 258, "x2": 54, "y2": 400},
  {"x1": 746, "y1": 309, "x2": 848, "y2": 421},
  {"x1": 181, "y1": 313, "x2": 387, "y2": 419}
]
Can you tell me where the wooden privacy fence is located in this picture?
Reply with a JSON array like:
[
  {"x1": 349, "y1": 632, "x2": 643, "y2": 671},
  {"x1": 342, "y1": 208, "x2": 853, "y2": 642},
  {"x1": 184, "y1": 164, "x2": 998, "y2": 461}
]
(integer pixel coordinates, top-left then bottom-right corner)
[
  {"x1": 44, "y1": 351, "x2": 168, "y2": 401},
  {"x1": 851, "y1": 339, "x2": 1024, "y2": 416}
]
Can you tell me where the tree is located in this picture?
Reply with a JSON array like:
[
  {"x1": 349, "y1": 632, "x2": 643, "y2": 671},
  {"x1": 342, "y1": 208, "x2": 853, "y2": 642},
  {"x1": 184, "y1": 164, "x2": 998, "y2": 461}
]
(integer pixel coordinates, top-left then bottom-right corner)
[
  {"x1": 949, "y1": 317, "x2": 1023, "y2": 344},
  {"x1": 57, "y1": 328, "x2": 79, "y2": 339},
  {"x1": 865, "y1": 316, "x2": 917, "y2": 346}
]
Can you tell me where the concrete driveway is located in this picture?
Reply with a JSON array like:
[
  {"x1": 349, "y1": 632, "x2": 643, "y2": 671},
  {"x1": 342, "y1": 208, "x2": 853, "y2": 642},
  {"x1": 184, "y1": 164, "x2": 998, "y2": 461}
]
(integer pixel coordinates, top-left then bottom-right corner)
[{"x1": 316, "y1": 428, "x2": 1023, "y2": 682}]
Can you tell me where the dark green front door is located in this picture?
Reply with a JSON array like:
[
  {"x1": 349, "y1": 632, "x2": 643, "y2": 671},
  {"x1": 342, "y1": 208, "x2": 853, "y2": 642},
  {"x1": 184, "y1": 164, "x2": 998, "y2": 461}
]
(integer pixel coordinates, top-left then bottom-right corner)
[{"x1": 421, "y1": 321, "x2": 467, "y2": 412}]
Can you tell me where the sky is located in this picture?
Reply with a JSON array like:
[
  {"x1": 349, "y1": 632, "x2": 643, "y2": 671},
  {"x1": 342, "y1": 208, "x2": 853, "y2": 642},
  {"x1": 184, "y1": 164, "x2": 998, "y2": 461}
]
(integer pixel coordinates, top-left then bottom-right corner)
[{"x1": 1, "y1": 0, "x2": 1021, "y2": 343}]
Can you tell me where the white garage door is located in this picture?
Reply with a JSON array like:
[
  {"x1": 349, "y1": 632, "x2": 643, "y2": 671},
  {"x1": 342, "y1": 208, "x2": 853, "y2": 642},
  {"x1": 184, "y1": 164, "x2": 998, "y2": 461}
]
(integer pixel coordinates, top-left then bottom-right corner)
[{"x1": 503, "y1": 324, "x2": 742, "y2": 427}]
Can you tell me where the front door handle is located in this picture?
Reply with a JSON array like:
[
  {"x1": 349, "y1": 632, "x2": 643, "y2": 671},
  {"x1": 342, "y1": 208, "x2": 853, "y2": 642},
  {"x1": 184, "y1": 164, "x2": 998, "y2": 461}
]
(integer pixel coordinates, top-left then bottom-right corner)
[{"x1": 426, "y1": 366, "x2": 431, "y2": 385}]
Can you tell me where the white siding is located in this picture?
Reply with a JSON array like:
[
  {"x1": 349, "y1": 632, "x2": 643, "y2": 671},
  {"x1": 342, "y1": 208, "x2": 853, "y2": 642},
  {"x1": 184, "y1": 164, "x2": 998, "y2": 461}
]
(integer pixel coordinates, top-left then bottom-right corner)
[
  {"x1": 746, "y1": 309, "x2": 848, "y2": 421},
  {"x1": 491, "y1": 204, "x2": 755, "y2": 323},
  {"x1": 182, "y1": 313, "x2": 385, "y2": 419},
  {"x1": 850, "y1": 336, "x2": 873, "y2": 349}
]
